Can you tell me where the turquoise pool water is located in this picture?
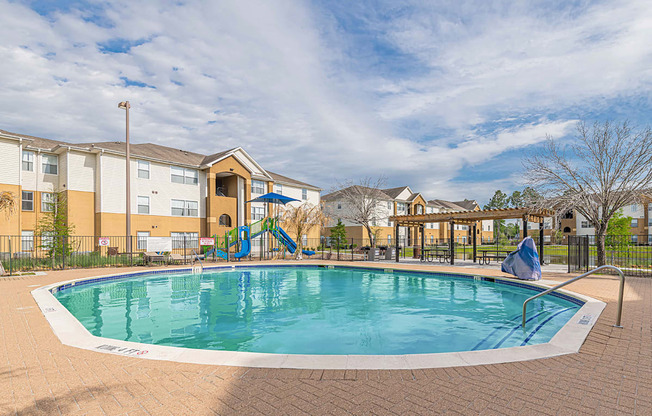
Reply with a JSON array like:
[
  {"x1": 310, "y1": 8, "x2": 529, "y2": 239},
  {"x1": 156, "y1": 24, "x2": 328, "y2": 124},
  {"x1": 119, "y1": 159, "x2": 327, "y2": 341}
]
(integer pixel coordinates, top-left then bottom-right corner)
[{"x1": 53, "y1": 266, "x2": 582, "y2": 355}]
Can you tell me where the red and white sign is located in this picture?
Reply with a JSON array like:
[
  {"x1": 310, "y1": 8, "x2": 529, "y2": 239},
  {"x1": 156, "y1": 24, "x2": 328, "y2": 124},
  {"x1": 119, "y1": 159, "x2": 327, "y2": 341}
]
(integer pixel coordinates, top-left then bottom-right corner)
[
  {"x1": 98, "y1": 237, "x2": 110, "y2": 246},
  {"x1": 199, "y1": 237, "x2": 215, "y2": 246}
]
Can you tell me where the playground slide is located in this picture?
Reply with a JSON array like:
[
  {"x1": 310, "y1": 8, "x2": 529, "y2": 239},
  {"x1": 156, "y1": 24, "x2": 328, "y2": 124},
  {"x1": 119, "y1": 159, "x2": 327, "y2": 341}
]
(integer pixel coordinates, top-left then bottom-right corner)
[
  {"x1": 273, "y1": 226, "x2": 315, "y2": 256},
  {"x1": 233, "y1": 226, "x2": 251, "y2": 259}
]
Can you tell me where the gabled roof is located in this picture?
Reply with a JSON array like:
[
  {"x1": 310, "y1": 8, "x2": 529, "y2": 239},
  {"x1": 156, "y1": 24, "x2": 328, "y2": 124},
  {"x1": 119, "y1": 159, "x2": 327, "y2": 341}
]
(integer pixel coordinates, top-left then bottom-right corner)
[
  {"x1": 201, "y1": 148, "x2": 239, "y2": 166},
  {"x1": 428, "y1": 199, "x2": 469, "y2": 211},
  {"x1": 267, "y1": 171, "x2": 320, "y2": 191},
  {"x1": 453, "y1": 199, "x2": 479, "y2": 211},
  {"x1": 382, "y1": 186, "x2": 411, "y2": 199},
  {"x1": 75, "y1": 141, "x2": 206, "y2": 166},
  {"x1": 0, "y1": 129, "x2": 66, "y2": 151},
  {"x1": 322, "y1": 185, "x2": 391, "y2": 201}
]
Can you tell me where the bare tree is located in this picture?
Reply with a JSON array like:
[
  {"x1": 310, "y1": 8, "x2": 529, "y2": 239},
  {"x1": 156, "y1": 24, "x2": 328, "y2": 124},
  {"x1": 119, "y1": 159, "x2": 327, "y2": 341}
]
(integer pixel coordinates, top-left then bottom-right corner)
[
  {"x1": 330, "y1": 177, "x2": 387, "y2": 247},
  {"x1": 281, "y1": 203, "x2": 328, "y2": 259},
  {"x1": 525, "y1": 121, "x2": 652, "y2": 266}
]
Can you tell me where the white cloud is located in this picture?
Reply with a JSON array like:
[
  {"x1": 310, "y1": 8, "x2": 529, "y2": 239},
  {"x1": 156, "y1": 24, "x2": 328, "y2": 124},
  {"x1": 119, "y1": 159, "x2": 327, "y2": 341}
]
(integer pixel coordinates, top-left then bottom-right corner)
[{"x1": 0, "y1": 0, "x2": 650, "y2": 205}]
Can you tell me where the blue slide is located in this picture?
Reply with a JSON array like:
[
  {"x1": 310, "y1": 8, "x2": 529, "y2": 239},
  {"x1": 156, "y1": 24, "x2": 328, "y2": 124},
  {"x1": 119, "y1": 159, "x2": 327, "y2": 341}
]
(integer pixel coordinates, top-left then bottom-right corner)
[
  {"x1": 233, "y1": 226, "x2": 251, "y2": 259},
  {"x1": 272, "y1": 226, "x2": 315, "y2": 256}
]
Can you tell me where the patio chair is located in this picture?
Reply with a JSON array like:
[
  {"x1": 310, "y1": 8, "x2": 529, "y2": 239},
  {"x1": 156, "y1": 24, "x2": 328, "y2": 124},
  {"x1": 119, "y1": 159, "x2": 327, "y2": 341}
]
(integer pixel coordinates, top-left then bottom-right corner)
[
  {"x1": 144, "y1": 251, "x2": 166, "y2": 265},
  {"x1": 168, "y1": 253, "x2": 184, "y2": 264}
]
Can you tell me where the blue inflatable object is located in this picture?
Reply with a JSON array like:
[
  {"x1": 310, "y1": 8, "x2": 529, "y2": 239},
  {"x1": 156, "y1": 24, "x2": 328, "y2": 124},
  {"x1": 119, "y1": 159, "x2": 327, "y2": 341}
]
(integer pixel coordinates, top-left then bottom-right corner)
[{"x1": 501, "y1": 237, "x2": 541, "y2": 280}]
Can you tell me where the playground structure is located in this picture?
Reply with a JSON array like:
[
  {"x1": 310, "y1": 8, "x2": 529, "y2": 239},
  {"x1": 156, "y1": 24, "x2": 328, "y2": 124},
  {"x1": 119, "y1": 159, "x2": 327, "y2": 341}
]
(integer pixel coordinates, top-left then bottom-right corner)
[{"x1": 204, "y1": 217, "x2": 315, "y2": 261}]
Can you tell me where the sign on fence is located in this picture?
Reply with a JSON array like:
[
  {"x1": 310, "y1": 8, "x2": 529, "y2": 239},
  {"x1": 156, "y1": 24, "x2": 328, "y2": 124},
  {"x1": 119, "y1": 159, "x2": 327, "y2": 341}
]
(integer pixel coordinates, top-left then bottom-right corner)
[
  {"x1": 199, "y1": 237, "x2": 215, "y2": 246},
  {"x1": 146, "y1": 237, "x2": 172, "y2": 252},
  {"x1": 98, "y1": 237, "x2": 110, "y2": 246}
]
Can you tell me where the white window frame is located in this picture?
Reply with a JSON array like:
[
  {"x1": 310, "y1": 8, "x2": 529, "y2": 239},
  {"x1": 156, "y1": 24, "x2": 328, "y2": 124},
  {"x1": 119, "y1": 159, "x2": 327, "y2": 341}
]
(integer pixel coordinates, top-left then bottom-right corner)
[
  {"x1": 137, "y1": 231, "x2": 150, "y2": 250},
  {"x1": 171, "y1": 199, "x2": 198, "y2": 217},
  {"x1": 274, "y1": 183, "x2": 283, "y2": 195},
  {"x1": 302, "y1": 189, "x2": 307, "y2": 200},
  {"x1": 22, "y1": 151, "x2": 34, "y2": 171},
  {"x1": 138, "y1": 196, "x2": 150, "y2": 214},
  {"x1": 138, "y1": 160, "x2": 150, "y2": 179},
  {"x1": 171, "y1": 232, "x2": 199, "y2": 249},
  {"x1": 251, "y1": 206, "x2": 265, "y2": 221},
  {"x1": 22, "y1": 191, "x2": 34, "y2": 211},
  {"x1": 42, "y1": 154, "x2": 58, "y2": 175},
  {"x1": 251, "y1": 180, "x2": 265, "y2": 195},
  {"x1": 170, "y1": 166, "x2": 198, "y2": 185},
  {"x1": 41, "y1": 192, "x2": 55, "y2": 212},
  {"x1": 21, "y1": 231, "x2": 34, "y2": 251},
  {"x1": 631, "y1": 219, "x2": 638, "y2": 228}
]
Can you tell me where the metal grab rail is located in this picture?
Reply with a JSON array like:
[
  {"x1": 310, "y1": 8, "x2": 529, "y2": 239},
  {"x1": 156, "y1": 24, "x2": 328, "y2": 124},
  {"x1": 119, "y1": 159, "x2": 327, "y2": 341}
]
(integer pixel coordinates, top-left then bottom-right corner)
[
  {"x1": 522, "y1": 265, "x2": 625, "y2": 328},
  {"x1": 191, "y1": 250, "x2": 203, "y2": 274}
]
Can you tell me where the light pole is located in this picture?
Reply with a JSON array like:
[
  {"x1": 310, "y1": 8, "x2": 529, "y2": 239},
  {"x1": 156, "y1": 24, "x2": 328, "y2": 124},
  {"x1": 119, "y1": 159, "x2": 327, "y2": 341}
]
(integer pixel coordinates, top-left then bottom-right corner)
[{"x1": 118, "y1": 101, "x2": 131, "y2": 252}]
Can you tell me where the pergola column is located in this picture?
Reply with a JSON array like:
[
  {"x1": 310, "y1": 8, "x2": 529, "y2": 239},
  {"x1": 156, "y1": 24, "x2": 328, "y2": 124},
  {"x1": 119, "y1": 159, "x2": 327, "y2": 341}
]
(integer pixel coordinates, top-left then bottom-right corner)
[
  {"x1": 472, "y1": 223, "x2": 477, "y2": 263},
  {"x1": 449, "y1": 220, "x2": 455, "y2": 265},
  {"x1": 523, "y1": 216, "x2": 528, "y2": 238},
  {"x1": 395, "y1": 223, "x2": 400, "y2": 263},
  {"x1": 539, "y1": 221, "x2": 545, "y2": 265},
  {"x1": 420, "y1": 224, "x2": 425, "y2": 261}
]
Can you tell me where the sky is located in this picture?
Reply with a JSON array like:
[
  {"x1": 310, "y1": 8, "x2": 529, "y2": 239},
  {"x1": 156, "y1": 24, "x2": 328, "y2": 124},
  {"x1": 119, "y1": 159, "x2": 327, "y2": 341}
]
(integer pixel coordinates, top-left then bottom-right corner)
[{"x1": 1, "y1": 0, "x2": 651, "y2": 205}]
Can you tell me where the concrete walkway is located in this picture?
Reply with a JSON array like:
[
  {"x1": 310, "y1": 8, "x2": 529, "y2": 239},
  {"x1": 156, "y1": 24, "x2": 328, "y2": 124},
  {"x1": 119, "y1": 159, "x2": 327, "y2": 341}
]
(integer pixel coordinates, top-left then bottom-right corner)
[{"x1": 1, "y1": 262, "x2": 650, "y2": 415}]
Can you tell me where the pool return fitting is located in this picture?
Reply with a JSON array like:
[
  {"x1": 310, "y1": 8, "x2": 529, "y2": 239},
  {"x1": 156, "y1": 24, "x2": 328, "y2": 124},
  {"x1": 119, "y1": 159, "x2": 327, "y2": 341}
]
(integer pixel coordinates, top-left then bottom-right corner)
[{"x1": 522, "y1": 265, "x2": 625, "y2": 328}]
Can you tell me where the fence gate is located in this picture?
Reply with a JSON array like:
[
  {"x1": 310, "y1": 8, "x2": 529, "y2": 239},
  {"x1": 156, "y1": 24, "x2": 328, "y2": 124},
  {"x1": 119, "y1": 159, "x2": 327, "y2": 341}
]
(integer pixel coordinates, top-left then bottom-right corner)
[{"x1": 568, "y1": 235, "x2": 589, "y2": 273}]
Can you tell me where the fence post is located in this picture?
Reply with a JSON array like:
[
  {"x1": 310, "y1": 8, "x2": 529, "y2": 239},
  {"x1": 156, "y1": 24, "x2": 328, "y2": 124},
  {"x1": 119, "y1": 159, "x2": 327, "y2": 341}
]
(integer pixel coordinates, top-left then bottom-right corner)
[
  {"x1": 8, "y1": 237, "x2": 12, "y2": 276},
  {"x1": 62, "y1": 235, "x2": 67, "y2": 270},
  {"x1": 183, "y1": 235, "x2": 187, "y2": 265},
  {"x1": 351, "y1": 238, "x2": 354, "y2": 261}
]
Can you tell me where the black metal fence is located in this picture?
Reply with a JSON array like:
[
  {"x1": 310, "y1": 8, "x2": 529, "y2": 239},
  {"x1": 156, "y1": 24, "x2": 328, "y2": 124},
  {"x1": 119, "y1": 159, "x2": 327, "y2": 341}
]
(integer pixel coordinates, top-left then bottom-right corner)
[
  {"x1": 568, "y1": 234, "x2": 652, "y2": 277},
  {"x1": 1, "y1": 234, "x2": 650, "y2": 276}
]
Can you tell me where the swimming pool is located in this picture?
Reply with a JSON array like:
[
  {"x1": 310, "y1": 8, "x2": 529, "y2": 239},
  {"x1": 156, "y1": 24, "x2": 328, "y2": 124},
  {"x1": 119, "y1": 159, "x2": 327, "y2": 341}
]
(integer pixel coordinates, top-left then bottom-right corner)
[{"x1": 51, "y1": 265, "x2": 584, "y2": 355}]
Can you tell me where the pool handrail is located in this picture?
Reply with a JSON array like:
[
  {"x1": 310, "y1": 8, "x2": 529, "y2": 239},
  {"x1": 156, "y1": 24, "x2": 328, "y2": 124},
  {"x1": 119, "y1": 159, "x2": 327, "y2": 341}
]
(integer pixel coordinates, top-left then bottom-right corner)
[
  {"x1": 522, "y1": 265, "x2": 625, "y2": 328},
  {"x1": 191, "y1": 250, "x2": 203, "y2": 274}
]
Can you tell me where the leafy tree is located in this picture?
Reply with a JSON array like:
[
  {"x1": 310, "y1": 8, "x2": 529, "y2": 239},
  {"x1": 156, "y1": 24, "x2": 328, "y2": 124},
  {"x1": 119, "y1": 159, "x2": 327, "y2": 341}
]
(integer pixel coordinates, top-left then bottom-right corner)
[
  {"x1": 484, "y1": 190, "x2": 510, "y2": 241},
  {"x1": 606, "y1": 210, "x2": 633, "y2": 248},
  {"x1": 329, "y1": 219, "x2": 347, "y2": 249},
  {"x1": 526, "y1": 121, "x2": 652, "y2": 266},
  {"x1": 36, "y1": 190, "x2": 75, "y2": 259},
  {"x1": 509, "y1": 187, "x2": 542, "y2": 207}
]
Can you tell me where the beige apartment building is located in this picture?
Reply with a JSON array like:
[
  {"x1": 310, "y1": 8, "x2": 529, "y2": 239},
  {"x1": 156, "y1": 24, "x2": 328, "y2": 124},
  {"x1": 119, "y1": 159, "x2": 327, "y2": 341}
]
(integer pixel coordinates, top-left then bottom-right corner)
[{"x1": 0, "y1": 129, "x2": 321, "y2": 250}]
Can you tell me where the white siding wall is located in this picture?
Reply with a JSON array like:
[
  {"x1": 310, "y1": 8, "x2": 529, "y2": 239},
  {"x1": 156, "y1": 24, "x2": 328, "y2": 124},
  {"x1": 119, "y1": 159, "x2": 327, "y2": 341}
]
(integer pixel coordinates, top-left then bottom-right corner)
[
  {"x1": 101, "y1": 154, "x2": 206, "y2": 217},
  {"x1": 0, "y1": 138, "x2": 20, "y2": 185},
  {"x1": 21, "y1": 152, "x2": 60, "y2": 192},
  {"x1": 67, "y1": 151, "x2": 95, "y2": 192}
]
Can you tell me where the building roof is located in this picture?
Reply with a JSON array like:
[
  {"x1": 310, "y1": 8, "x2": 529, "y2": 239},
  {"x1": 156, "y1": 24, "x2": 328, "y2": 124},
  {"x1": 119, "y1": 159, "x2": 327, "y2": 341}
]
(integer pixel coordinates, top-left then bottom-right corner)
[
  {"x1": 267, "y1": 171, "x2": 321, "y2": 191},
  {"x1": 322, "y1": 185, "x2": 391, "y2": 201},
  {"x1": 428, "y1": 199, "x2": 469, "y2": 211},
  {"x1": 382, "y1": 186, "x2": 411, "y2": 199},
  {"x1": 452, "y1": 199, "x2": 479, "y2": 211},
  {"x1": 0, "y1": 128, "x2": 311, "y2": 188}
]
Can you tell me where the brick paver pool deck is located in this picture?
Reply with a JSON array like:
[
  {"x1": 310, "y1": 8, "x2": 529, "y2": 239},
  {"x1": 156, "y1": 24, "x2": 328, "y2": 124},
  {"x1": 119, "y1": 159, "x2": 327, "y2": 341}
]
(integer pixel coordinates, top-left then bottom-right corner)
[{"x1": 1, "y1": 261, "x2": 650, "y2": 415}]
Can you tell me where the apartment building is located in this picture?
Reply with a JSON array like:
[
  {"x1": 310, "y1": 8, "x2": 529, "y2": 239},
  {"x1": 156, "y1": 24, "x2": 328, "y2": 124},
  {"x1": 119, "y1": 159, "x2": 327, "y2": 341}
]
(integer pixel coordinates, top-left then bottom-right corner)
[
  {"x1": 322, "y1": 185, "x2": 494, "y2": 246},
  {"x1": 559, "y1": 203, "x2": 651, "y2": 244},
  {"x1": 0, "y1": 129, "x2": 321, "y2": 248}
]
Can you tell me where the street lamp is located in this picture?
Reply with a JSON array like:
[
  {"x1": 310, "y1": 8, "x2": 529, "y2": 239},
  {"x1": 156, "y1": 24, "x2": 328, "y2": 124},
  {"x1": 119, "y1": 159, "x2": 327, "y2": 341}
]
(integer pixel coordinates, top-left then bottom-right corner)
[{"x1": 118, "y1": 101, "x2": 131, "y2": 252}]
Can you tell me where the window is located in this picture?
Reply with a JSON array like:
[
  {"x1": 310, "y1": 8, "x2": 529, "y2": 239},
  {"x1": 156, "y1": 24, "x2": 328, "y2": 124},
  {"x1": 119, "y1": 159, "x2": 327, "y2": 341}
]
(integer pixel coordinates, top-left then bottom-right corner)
[
  {"x1": 138, "y1": 160, "x2": 150, "y2": 179},
  {"x1": 387, "y1": 201, "x2": 392, "y2": 210},
  {"x1": 137, "y1": 232, "x2": 150, "y2": 250},
  {"x1": 219, "y1": 214, "x2": 232, "y2": 227},
  {"x1": 41, "y1": 192, "x2": 55, "y2": 212},
  {"x1": 21, "y1": 231, "x2": 34, "y2": 251},
  {"x1": 171, "y1": 232, "x2": 198, "y2": 249},
  {"x1": 416, "y1": 205, "x2": 423, "y2": 214},
  {"x1": 397, "y1": 202, "x2": 406, "y2": 212},
  {"x1": 171, "y1": 166, "x2": 198, "y2": 185},
  {"x1": 171, "y1": 199, "x2": 198, "y2": 216},
  {"x1": 251, "y1": 180, "x2": 265, "y2": 194},
  {"x1": 302, "y1": 234, "x2": 307, "y2": 246},
  {"x1": 22, "y1": 151, "x2": 34, "y2": 171},
  {"x1": 138, "y1": 196, "x2": 150, "y2": 214},
  {"x1": 581, "y1": 221, "x2": 591, "y2": 228},
  {"x1": 302, "y1": 189, "x2": 307, "y2": 200},
  {"x1": 387, "y1": 235, "x2": 391, "y2": 245},
  {"x1": 22, "y1": 191, "x2": 33, "y2": 211},
  {"x1": 631, "y1": 204, "x2": 637, "y2": 212},
  {"x1": 40, "y1": 231, "x2": 54, "y2": 250},
  {"x1": 274, "y1": 183, "x2": 283, "y2": 195},
  {"x1": 631, "y1": 235, "x2": 638, "y2": 244},
  {"x1": 388, "y1": 219, "x2": 392, "y2": 227},
  {"x1": 251, "y1": 206, "x2": 265, "y2": 221},
  {"x1": 631, "y1": 219, "x2": 638, "y2": 228},
  {"x1": 431, "y1": 235, "x2": 434, "y2": 243},
  {"x1": 42, "y1": 154, "x2": 58, "y2": 175}
]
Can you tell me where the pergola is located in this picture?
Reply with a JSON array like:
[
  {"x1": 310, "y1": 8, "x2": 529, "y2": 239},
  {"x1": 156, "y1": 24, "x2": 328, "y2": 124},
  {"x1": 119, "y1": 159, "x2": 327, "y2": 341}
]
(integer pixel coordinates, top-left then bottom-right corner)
[{"x1": 389, "y1": 207, "x2": 555, "y2": 265}]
